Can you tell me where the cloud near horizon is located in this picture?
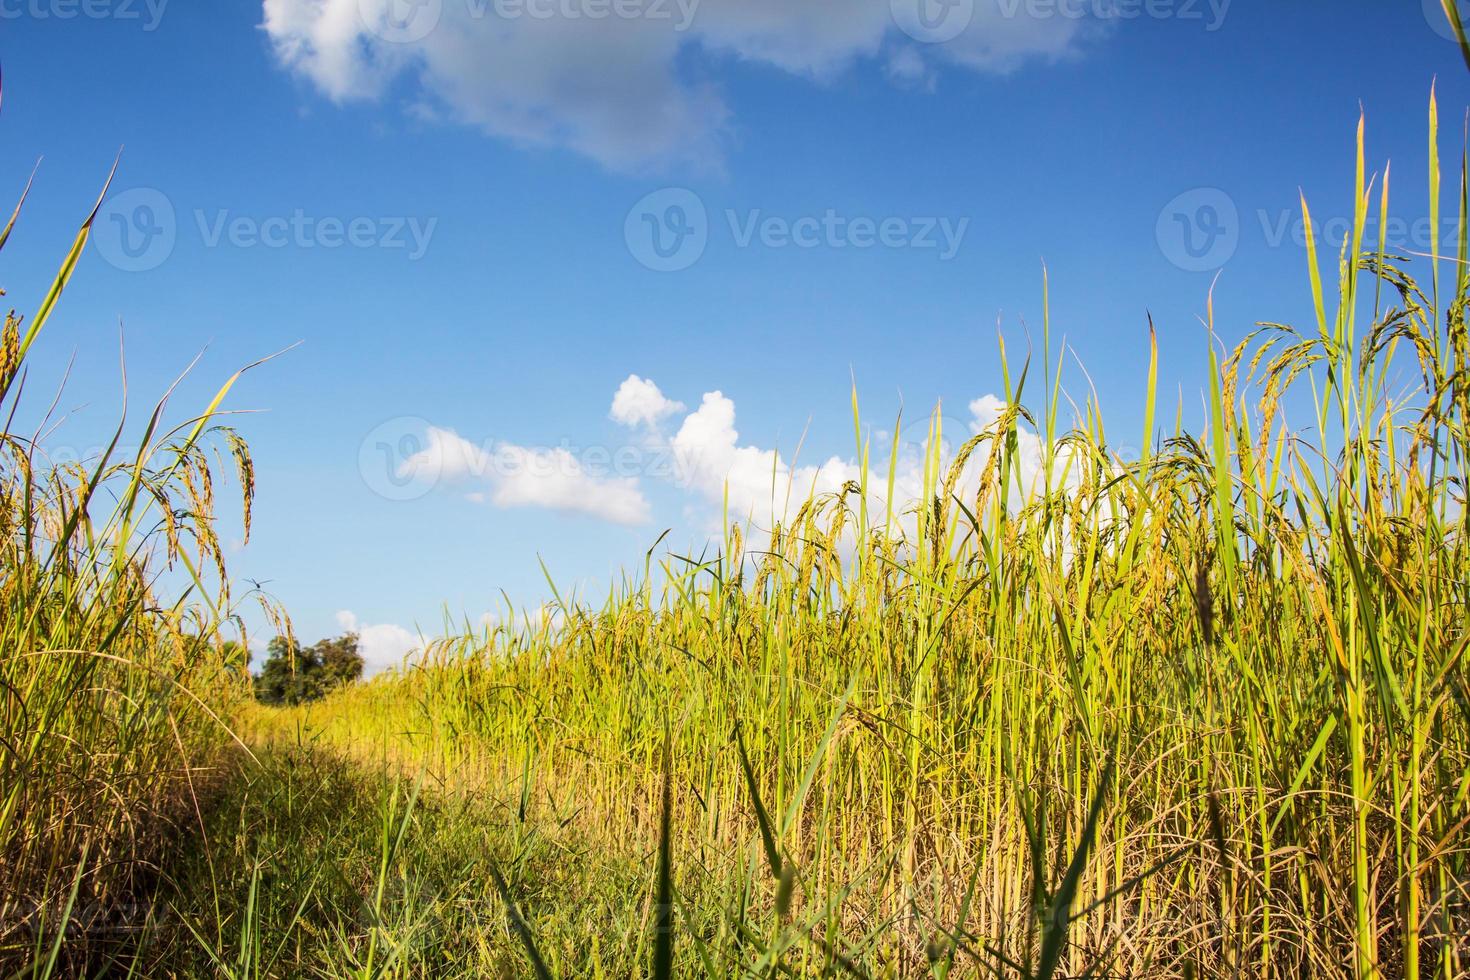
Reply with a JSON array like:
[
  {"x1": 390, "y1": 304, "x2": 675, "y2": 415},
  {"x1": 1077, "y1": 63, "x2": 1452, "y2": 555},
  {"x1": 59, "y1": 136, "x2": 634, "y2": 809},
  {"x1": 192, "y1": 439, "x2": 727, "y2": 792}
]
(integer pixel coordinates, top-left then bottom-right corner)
[
  {"x1": 336, "y1": 610, "x2": 422, "y2": 675},
  {"x1": 383, "y1": 375, "x2": 1072, "y2": 536},
  {"x1": 613, "y1": 374, "x2": 1068, "y2": 533},
  {"x1": 260, "y1": 0, "x2": 1106, "y2": 170},
  {"x1": 398, "y1": 424, "x2": 653, "y2": 525}
]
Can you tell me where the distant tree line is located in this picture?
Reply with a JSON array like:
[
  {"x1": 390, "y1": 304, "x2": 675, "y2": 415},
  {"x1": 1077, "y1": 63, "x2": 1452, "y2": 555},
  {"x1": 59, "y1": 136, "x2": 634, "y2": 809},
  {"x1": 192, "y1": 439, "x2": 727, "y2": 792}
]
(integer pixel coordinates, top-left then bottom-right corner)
[{"x1": 253, "y1": 633, "x2": 364, "y2": 705}]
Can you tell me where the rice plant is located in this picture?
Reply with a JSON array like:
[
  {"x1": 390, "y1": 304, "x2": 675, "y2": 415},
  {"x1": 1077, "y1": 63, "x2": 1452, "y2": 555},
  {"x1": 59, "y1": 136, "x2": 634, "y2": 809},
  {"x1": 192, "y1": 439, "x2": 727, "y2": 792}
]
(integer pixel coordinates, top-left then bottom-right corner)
[
  {"x1": 235, "y1": 94, "x2": 1470, "y2": 978},
  {"x1": 0, "y1": 169, "x2": 276, "y2": 976},
  {"x1": 4, "y1": 46, "x2": 1470, "y2": 980}
]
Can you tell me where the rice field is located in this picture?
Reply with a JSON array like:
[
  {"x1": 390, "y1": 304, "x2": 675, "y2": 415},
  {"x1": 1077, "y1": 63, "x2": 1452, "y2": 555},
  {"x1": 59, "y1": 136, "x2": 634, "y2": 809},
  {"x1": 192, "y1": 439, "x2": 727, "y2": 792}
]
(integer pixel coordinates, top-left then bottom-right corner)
[{"x1": 2, "y1": 66, "x2": 1469, "y2": 980}]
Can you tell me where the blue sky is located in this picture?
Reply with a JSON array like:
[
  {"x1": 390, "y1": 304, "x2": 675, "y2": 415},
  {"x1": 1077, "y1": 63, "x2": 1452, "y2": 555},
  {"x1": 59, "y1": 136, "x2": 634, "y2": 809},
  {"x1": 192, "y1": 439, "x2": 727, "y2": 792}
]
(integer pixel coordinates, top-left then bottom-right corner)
[{"x1": 2, "y1": 1, "x2": 1468, "y2": 670}]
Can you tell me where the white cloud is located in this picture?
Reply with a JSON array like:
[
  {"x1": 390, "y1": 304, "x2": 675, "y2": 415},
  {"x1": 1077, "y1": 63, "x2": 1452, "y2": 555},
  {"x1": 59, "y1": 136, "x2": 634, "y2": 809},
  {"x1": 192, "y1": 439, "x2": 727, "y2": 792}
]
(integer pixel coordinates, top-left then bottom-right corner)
[
  {"x1": 400, "y1": 425, "x2": 493, "y2": 483},
  {"x1": 611, "y1": 374, "x2": 685, "y2": 429},
  {"x1": 397, "y1": 425, "x2": 651, "y2": 525},
  {"x1": 885, "y1": 45, "x2": 935, "y2": 89},
  {"x1": 390, "y1": 379, "x2": 1080, "y2": 539},
  {"x1": 260, "y1": 0, "x2": 1105, "y2": 170},
  {"x1": 336, "y1": 610, "x2": 423, "y2": 676},
  {"x1": 968, "y1": 393, "x2": 1008, "y2": 430},
  {"x1": 491, "y1": 443, "x2": 650, "y2": 524},
  {"x1": 670, "y1": 390, "x2": 859, "y2": 527},
  {"x1": 654, "y1": 380, "x2": 1085, "y2": 534},
  {"x1": 689, "y1": 1, "x2": 891, "y2": 77},
  {"x1": 932, "y1": 3, "x2": 1105, "y2": 73},
  {"x1": 262, "y1": 0, "x2": 723, "y2": 170}
]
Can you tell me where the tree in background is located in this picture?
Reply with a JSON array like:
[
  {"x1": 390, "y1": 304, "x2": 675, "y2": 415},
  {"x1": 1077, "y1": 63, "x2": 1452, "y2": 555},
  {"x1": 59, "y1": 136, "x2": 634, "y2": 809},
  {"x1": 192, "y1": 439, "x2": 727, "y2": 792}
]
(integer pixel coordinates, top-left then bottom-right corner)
[
  {"x1": 253, "y1": 633, "x2": 363, "y2": 706},
  {"x1": 314, "y1": 634, "x2": 365, "y2": 687}
]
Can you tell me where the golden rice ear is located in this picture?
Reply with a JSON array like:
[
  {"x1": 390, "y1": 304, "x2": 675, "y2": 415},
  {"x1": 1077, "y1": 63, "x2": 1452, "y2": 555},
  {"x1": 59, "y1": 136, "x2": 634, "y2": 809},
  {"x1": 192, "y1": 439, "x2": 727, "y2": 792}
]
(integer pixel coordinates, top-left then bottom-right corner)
[
  {"x1": 224, "y1": 429, "x2": 255, "y2": 546},
  {"x1": 728, "y1": 522, "x2": 744, "y2": 584},
  {"x1": 0, "y1": 313, "x2": 19, "y2": 396}
]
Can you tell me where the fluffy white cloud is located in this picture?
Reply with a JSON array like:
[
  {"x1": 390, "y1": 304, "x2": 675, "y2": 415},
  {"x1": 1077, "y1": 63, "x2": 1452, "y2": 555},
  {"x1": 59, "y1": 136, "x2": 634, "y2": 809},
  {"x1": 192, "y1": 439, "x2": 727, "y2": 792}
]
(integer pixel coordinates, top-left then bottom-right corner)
[
  {"x1": 398, "y1": 425, "x2": 651, "y2": 525},
  {"x1": 262, "y1": 0, "x2": 723, "y2": 170},
  {"x1": 491, "y1": 443, "x2": 650, "y2": 523},
  {"x1": 968, "y1": 392, "x2": 1008, "y2": 429},
  {"x1": 931, "y1": 3, "x2": 1106, "y2": 73},
  {"x1": 379, "y1": 377, "x2": 1079, "y2": 548},
  {"x1": 669, "y1": 390, "x2": 861, "y2": 527},
  {"x1": 336, "y1": 610, "x2": 423, "y2": 676},
  {"x1": 399, "y1": 425, "x2": 493, "y2": 483},
  {"x1": 260, "y1": 0, "x2": 1104, "y2": 169},
  {"x1": 610, "y1": 374, "x2": 685, "y2": 428},
  {"x1": 645, "y1": 380, "x2": 1082, "y2": 534}
]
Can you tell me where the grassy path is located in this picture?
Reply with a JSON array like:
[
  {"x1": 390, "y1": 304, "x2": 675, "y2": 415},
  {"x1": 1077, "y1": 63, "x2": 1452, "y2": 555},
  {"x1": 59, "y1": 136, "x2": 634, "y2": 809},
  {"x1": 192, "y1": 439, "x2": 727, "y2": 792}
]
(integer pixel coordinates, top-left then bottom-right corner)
[{"x1": 139, "y1": 736, "x2": 675, "y2": 978}]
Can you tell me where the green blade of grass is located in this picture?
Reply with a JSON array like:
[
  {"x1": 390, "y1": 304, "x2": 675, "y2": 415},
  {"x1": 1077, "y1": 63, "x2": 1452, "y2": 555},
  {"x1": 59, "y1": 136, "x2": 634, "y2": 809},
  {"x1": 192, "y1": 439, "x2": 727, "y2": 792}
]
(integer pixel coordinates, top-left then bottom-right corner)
[
  {"x1": 1036, "y1": 759, "x2": 1114, "y2": 980},
  {"x1": 652, "y1": 722, "x2": 675, "y2": 980},
  {"x1": 733, "y1": 720, "x2": 783, "y2": 882}
]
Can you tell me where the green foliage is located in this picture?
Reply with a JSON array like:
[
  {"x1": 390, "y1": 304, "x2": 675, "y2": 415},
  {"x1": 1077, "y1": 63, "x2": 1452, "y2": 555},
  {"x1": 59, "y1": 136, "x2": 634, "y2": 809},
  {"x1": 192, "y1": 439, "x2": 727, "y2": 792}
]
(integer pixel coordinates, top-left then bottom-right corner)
[
  {"x1": 253, "y1": 634, "x2": 363, "y2": 706},
  {"x1": 214, "y1": 98, "x2": 1470, "y2": 978},
  {"x1": 9, "y1": 10, "x2": 1470, "y2": 976},
  {"x1": 0, "y1": 163, "x2": 272, "y2": 976}
]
